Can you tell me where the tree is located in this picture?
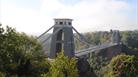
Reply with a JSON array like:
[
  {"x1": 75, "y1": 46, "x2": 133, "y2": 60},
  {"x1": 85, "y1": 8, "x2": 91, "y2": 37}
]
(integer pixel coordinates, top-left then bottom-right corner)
[
  {"x1": 121, "y1": 31, "x2": 138, "y2": 50},
  {"x1": 88, "y1": 52, "x2": 109, "y2": 77},
  {"x1": 107, "y1": 54, "x2": 138, "y2": 77},
  {"x1": 42, "y1": 52, "x2": 79, "y2": 77},
  {"x1": 0, "y1": 24, "x2": 49, "y2": 77}
]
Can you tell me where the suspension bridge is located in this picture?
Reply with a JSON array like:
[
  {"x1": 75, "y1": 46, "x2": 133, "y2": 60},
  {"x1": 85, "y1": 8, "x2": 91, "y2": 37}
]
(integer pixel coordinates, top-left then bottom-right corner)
[{"x1": 37, "y1": 18, "x2": 121, "y2": 59}]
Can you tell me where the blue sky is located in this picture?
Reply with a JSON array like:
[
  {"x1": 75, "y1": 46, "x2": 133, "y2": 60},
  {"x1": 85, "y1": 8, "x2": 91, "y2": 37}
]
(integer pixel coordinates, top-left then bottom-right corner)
[{"x1": 0, "y1": 0, "x2": 138, "y2": 35}]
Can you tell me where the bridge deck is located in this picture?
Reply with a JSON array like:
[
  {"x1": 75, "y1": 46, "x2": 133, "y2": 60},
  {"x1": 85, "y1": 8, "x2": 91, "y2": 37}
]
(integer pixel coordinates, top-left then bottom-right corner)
[{"x1": 75, "y1": 43, "x2": 118, "y2": 57}]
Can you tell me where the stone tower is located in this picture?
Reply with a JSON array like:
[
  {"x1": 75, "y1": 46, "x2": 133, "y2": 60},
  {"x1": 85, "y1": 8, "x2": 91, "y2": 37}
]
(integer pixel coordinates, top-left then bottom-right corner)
[
  {"x1": 49, "y1": 18, "x2": 75, "y2": 58},
  {"x1": 111, "y1": 30, "x2": 121, "y2": 44}
]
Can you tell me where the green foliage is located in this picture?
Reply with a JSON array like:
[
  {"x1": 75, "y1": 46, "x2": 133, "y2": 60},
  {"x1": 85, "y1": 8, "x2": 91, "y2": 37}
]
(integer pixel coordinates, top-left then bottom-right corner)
[
  {"x1": 1, "y1": 23, "x2": 138, "y2": 77},
  {"x1": 121, "y1": 31, "x2": 138, "y2": 50},
  {"x1": 84, "y1": 32, "x2": 101, "y2": 45},
  {"x1": 107, "y1": 54, "x2": 138, "y2": 77},
  {"x1": 75, "y1": 31, "x2": 138, "y2": 51},
  {"x1": 30, "y1": 56, "x2": 50, "y2": 77},
  {"x1": 0, "y1": 24, "x2": 50, "y2": 77},
  {"x1": 88, "y1": 53, "x2": 109, "y2": 77},
  {"x1": 42, "y1": 52, "x2": 79, "y2": 77}
]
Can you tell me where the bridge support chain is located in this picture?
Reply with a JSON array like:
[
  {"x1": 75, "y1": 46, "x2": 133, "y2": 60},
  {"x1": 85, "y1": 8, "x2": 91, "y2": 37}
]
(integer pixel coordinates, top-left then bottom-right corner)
[
  {"x1": 72, "y1": 26, "x2": 92, "y2": 46},
  {"x1": 41, "y1": 27, "x2": 63, "y2": 46},
  {"x1": 37, "y1": 25, "x2": 54, "y2": 39}
]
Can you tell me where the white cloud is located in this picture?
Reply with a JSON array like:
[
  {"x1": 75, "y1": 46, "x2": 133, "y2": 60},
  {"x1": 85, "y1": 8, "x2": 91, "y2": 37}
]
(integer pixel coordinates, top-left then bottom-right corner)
[
  {"x1": 55, "y1": 0, "x2": 137, "y2": 32},
  {"x1": 0, "y1": 0, "x2": 137, "y2": 35}
]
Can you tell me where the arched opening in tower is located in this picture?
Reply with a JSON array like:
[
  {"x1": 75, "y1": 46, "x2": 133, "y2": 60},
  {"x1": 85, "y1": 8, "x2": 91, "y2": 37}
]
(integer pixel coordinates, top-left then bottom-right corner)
[{"x1": 56, "y1": 29, "x2": 64, "y2": 53}]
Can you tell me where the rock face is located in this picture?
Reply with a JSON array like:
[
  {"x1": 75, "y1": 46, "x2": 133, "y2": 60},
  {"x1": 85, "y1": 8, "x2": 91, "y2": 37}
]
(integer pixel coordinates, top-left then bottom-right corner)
[
  {"x1": 95, "y1": 44, "x2": 122, "y2": 60},
  {"x1": 122, "y1": 44, "x2": 138, "y2": 57},
  {"x1": 87, "y1": 42, "x2": 138, "y2": 61}
]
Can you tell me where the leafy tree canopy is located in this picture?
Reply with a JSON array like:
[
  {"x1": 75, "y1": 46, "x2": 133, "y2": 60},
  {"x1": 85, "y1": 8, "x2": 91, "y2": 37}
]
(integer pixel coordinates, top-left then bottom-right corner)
[
  {"x1": 107, "y1": 54, "x2": 138, "y2": 77},
  {"x1": 42, "y1": 52, "x2": 79, "y2": 77},
  {"x1": 0, "y1": 24, "x2": 50, "y2": 77}
]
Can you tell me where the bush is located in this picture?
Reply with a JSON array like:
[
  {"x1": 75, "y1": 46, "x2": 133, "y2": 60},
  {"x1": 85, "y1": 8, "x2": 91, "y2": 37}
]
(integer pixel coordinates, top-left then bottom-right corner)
[
  {"x1": 107, "y1": 54, "x2": 138, "y2": 77},
  {"x1": 42, "y1": 52, "x2": 79, "y2": 77}
]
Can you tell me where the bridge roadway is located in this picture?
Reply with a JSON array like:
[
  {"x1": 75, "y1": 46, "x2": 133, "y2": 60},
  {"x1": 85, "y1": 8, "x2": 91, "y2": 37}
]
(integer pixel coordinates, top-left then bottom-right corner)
[{"x1": 75, "y1": 43, "x2": 118, "y2": 57}]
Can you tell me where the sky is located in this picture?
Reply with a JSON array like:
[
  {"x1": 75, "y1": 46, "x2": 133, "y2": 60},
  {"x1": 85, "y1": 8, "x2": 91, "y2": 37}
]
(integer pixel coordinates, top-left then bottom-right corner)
[{"x1": 0, "y1": 0, "x2": 138, "y2": 35}]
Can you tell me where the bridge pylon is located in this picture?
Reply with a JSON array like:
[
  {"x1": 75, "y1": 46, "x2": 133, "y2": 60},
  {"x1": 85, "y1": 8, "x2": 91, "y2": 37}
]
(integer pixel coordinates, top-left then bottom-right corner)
[
  {"x1": 38, "y1": 18, "x2": 92, "y2": 59},
  {"x1": 49, "y1": 19, "x2": 75, "y2": 58},
  {"x1": 110, "y1": 30, "x2": 121, "y2": 44}
]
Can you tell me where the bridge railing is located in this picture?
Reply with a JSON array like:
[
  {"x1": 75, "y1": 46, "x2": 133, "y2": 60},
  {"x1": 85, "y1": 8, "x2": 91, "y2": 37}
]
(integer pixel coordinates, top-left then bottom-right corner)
[{"x1": 75, "y1": 43, "x2": 118, "y2": 57}]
